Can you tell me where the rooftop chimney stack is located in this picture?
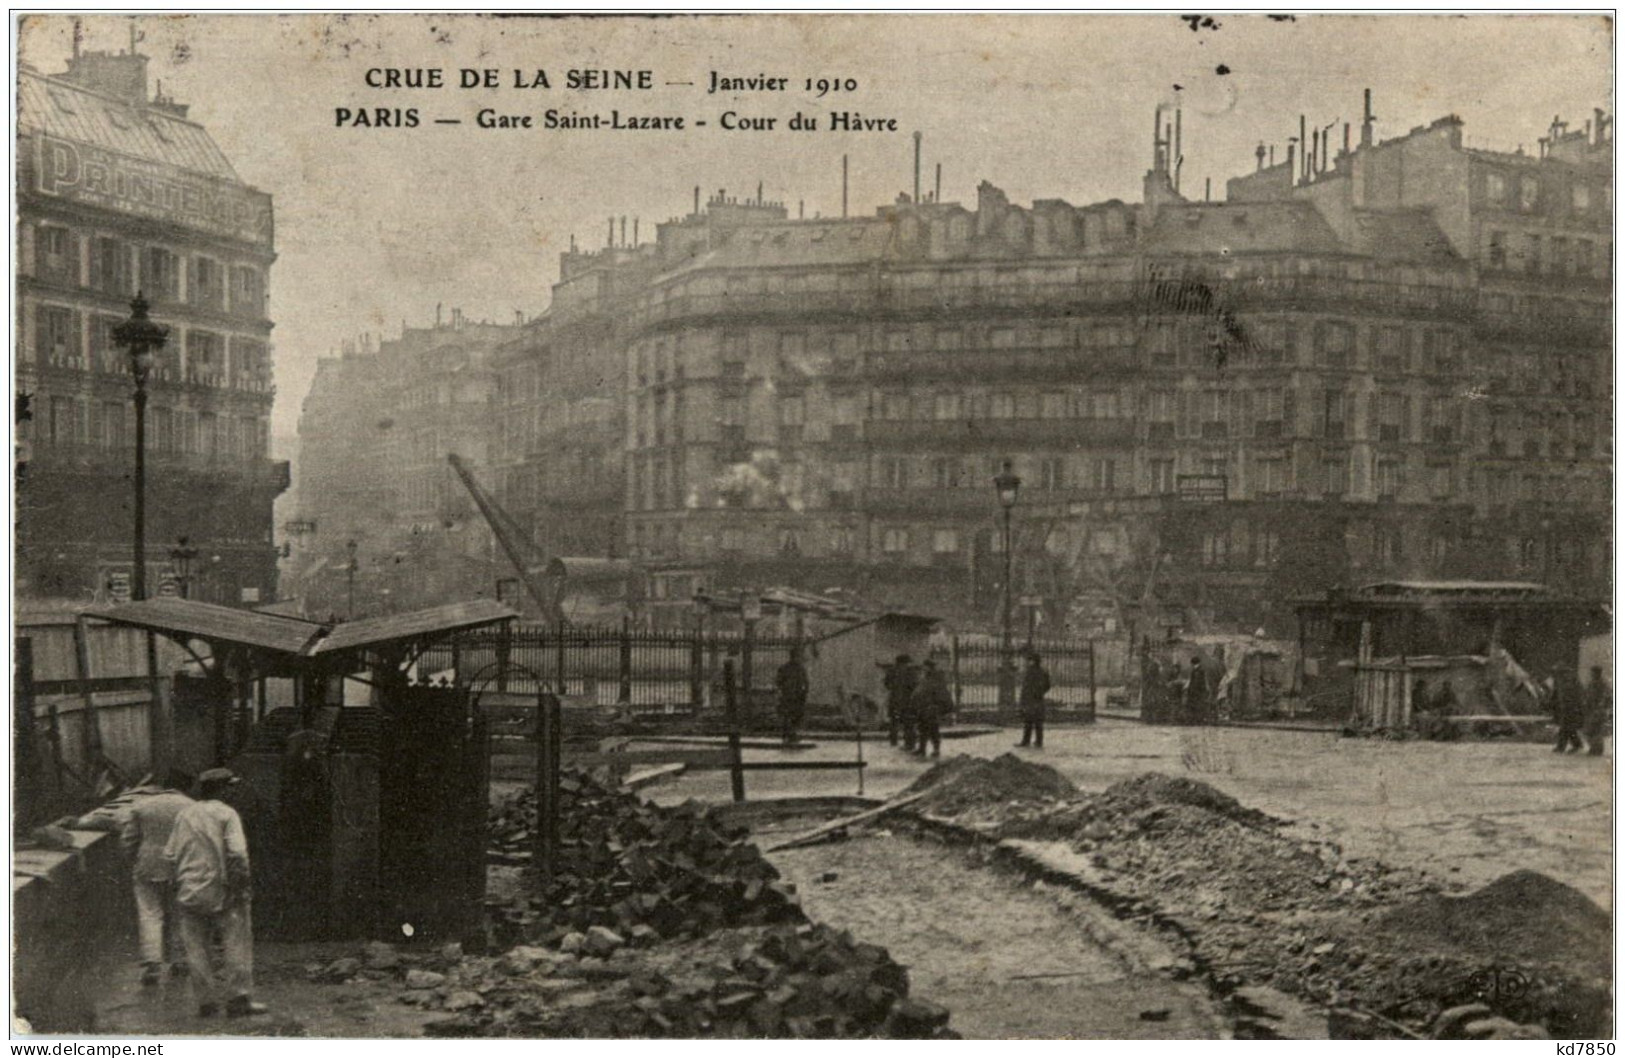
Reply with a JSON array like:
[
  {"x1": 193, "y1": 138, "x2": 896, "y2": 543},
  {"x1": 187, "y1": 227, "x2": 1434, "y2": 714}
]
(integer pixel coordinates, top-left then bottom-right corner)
[
  {"x1": 935, "y1": 162, "x2": 942, "y2": 203},
  {"x1": 1255, "y1": 143, "x2": 1267, "y2": 171},
  {"x1": 1361, "y1": 89, "x2": 1375, "y2": 147},
  {"x1": 1174, "y1": 108, "x2": 1183, "y2": 192},
  {"x1": 1300, "y1": 115, "x2": 1308, "y2": 181},
  {"x1": 913, "y1": 131, "x2": 922, "y2": 204},
  {"x1": 694, "y1": 185, "x2": 700, "y2": 216}
]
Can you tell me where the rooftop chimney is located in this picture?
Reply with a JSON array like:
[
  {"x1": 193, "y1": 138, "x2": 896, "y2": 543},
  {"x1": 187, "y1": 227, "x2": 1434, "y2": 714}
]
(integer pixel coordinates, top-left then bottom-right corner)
[
  {"x1": 1361, "y1": 89, "x2": 1375, "y2": 148},
  {"x1": 935, "y1": 161, "x2": 942, "y2": 202},
  {"x1": 913, "y1": 131, "x2": 922, "y2": 204},
  {"x1": 1255, "y1": 143, "x2": 1267, "y2": 171}
]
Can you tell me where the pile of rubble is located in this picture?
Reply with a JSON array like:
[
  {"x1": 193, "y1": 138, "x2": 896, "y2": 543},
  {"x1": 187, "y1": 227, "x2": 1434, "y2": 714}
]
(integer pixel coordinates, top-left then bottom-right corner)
[
  {"x1": 899, "y1": 753, "x2": 1077, "y2": 823},
  {"x1": 486, "y1": 776, "x2": 802, "y2": 946},
  {"x1": 458, "y1": 771, "x2": 956, "y2": 1038}
]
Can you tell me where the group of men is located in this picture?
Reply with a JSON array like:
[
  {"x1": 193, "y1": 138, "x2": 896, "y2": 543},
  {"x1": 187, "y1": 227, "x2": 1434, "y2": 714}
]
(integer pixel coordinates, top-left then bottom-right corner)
[
  {"x1": 80, "y1": 766, "x2": 265, "y2": 1019},
  {"x1": 881, "y1": 650, "x2": 1052, "y2": 755}
]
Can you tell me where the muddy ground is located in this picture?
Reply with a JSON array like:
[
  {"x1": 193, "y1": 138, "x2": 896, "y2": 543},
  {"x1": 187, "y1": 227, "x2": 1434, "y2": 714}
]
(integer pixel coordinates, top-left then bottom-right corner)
[{"x1": 763, "y1": 818, "x2": 1222, "y2": 1039}]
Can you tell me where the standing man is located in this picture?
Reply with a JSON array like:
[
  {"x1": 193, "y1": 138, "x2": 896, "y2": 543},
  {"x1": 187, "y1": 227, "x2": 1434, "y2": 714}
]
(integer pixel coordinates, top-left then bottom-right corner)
[
  {"x1": 911, "y1": 657, "x2": 953, "y2": 759},
  {"x1": 774, "y1": 647, "x2": 810, "y2": 746},
  {"x1": 1582, "y1": 665, "x2": 1610, "y2": 757},
  {"x1": 165, "y1": 768, "x2": 265, "y2": 1019},
  {"x1": 1551, "y1": 669, "x2": 1586, "y2": 753},
  {"x1": 1017, "y1": 651, "x2": 1052, "y2": 749},
  {"x1": 120, "y1": 770, "x2": 194, "y2": 987},
  {"x1": 1183, "y1": 656, "x2": 1212, "y2": 726},
  {"x1": 884, "y1": 654, "x2": 922, "y2": 752}
]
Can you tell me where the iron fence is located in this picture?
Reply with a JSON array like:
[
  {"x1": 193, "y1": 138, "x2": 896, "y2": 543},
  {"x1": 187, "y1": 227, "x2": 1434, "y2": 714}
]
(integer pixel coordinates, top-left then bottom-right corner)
[{"x1": 424, "y1": 622, "x2": 1122, "y2": 721}]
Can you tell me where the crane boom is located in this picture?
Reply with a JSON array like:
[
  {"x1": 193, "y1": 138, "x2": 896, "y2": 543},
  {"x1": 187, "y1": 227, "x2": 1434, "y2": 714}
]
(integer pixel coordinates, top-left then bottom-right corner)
[{"x1": 447, "y1": 453, "x2": 563, "y2": 624}]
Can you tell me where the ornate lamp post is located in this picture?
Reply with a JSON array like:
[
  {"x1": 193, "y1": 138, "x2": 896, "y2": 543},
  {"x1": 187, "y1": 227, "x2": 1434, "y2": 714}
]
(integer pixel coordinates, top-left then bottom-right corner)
[
  {"x1": 169, "y1": 536, "x2": 199, "y2": 599},
  {"x1": 346, "y1": 539, "x2": 359, "y2": 619},
  {"x1": 993, "y1": 459, "x2": 1022, "y2": 708},
  {"x1": 111, "y1": 294, "x2": 168, "y2": 600}
]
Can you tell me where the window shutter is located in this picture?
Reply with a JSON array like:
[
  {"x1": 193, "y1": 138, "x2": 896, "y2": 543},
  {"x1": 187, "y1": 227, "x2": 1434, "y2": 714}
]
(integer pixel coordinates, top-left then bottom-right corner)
[
  {"x1": 70, "y1": 232, "x2": 82, "y2": 286},
  {"x1": 1238, "y1": 390, "x2": 1252, "y2": 433},
  {"x1": 1402, "y1": 395, "x2": 1413, "y2": 442},
  {"x1": 1313, "y1": 322, "x2": 1326, "y2": 367},
  {"x1": 1311, "y1": 389, "x2": 1325, "y2": 438},
  {"x1": 1176, "y1": 390, "x2": 1190, "y2": 439}
]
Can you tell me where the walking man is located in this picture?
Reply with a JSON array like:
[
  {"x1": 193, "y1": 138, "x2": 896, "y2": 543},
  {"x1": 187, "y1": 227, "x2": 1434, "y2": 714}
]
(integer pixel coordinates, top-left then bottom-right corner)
[
  {"x1": 1551, "y1": 669, "x2": 1586, "y2": 753},
  {"x1": 884, "y1": 654, "x2": 922, "y2": 752},
  {"x1": 165, "y1": 768, "x2": 265, "y2": 1019},
  {"x1": 775, "y1": 647, "x2": 810, "y2": 746},
  {"x1": 1017, "y1": 651, "x2": 1052, "y2": 749},
  {"x1": 120, "y1": 770, "x2": 194, "y2": 987},
  {"x1": 911, "y1": 657, "x2": 954, "y2": 758},
  {"x1": 1583, "y1": 665, "x2": 1610, "y2": 757}
]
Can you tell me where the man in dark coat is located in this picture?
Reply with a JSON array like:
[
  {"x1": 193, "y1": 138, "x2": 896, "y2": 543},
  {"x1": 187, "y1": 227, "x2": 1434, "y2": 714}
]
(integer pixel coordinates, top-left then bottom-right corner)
[
  {"x1": 774, "y1": 647, "x2": 810, "y2": 746},
  {"x1": 1551, "y1": 669, "x2": 1586, "y2": 753},
  {"x1": 911, "y1": 658, "x2": 954, "y2": 758},
  {"x1": 1582, "y1": 665, "x2": 1610, "y2": 757},
  {"x1": 883, "y1": 654, "x2": 921, "y2": 751},
  {"x1": 1183, "y1": 656, "x2": 1212, "y2": 725},
  {"x1": 1017, "y1": 651, "x2": 1052, "y2": 749}
]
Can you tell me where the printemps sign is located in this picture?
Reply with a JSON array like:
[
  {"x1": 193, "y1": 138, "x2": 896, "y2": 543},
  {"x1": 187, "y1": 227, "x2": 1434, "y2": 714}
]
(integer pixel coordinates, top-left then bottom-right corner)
[{"x1": 31, "y1": 132, "x2": 273, "y2": 247}]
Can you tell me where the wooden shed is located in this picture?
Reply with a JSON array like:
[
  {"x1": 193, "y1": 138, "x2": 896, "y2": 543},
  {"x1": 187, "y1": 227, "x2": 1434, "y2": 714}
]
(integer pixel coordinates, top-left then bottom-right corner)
[{"x1": 804, "y1": 612, "x2": 940, "y2": 714}]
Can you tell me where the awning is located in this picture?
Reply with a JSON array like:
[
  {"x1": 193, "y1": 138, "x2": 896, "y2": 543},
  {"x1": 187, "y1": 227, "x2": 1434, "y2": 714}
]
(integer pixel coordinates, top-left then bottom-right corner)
[
  {"x1": 85, "y1": 597, "x2": 518, "y2": 667},
  {"x1": 86, "y1": 598, "x2": 325, "y2": 655},
  {"x1": 309, "y1": 599, "x2": 517, "y2": 656}
]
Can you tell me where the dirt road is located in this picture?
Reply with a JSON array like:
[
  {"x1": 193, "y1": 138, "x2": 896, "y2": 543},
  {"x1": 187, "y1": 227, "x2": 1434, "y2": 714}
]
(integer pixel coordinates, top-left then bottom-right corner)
[{"x1": 764, "y1": 825, "x2": 1223, "y2": 1039}]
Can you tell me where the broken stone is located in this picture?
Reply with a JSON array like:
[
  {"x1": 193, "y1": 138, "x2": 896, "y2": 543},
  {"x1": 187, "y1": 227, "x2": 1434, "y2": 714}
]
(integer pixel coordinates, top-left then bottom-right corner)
[
  {"x1": 559, "y1": 931, "x2": 586, "y2": 955},
  {"x1": 323, "y1": 957, "x2": 362, "y2": 981},
  {"x1": 1139, "y1": 1008, "x2": 1172, "y2": 1022},
  {"x1": 439, "y1": 942, "x2": 464, "y2": 963},
  {"x1": 405, "y1": 969, "x2": 446, "y2": 990},
  {"x1": 584, "y1": 925, "x2": 626, "y2": 956},
  {"x1": 362, "y1": 941, "x2": 401, "y2": 970},
  {"x1": 443, "y1": 991, "x2": 486, "y2": 1012}
]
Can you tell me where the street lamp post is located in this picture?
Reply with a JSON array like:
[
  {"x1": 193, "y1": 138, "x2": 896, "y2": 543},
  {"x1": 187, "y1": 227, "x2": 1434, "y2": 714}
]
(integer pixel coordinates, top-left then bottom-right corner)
[
  {"x1": 993, "y1": 459, "x2": 1022, "y2": 709},
  {"x1": 170, "y1": 537, "x2": 199, "y2": 599},
  {"x1": 346, "y1": 539, "x2": 359, "y2": 619},
  {"x1": 111, "y1": 294, "x2": 168, "y2": 600}
]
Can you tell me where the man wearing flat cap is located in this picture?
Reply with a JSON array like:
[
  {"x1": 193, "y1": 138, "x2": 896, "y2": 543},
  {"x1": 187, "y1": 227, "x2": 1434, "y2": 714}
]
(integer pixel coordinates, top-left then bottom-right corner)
[{"x1": 164, "y1": 767, "x2": 266, "y2": 1019}]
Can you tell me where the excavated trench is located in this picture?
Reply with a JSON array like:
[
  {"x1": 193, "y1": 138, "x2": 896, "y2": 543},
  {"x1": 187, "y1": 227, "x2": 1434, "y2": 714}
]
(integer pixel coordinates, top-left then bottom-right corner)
[{"x1": 728, "y1": 801, "x2": 1230, "y2": 1040}]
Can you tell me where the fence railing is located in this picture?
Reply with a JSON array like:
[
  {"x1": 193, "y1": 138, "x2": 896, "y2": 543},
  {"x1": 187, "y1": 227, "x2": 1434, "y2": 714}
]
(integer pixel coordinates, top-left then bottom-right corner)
[{"x1": 425, "y1": 623, "x2": 1123, "y2": 720}]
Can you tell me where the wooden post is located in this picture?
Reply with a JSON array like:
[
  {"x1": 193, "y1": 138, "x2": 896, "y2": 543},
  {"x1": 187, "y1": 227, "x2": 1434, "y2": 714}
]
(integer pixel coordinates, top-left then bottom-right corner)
[
  {"x1": 951, "y1": 634, "x2": 963, "y2": 710},
  {"x1": 256, "y1": 677, "x2": 267, "y2": 722},
  {"x1": 741, "y1": 620, "x2": 755, "y2": 727},
  {"x1": 46, "y1": 703, "x2": 66, "y2": 792},
  {"x1": 146, "y1": 631, "x2": 171, "y2": 774},
  {"x1": 497, "y1": 621, "x2": 512, "y2": 694},
  {"x1": 689, "y1": 625, "x2": 704, "y2": 709},
  {"x1": 451, "y1": 635, "x2": 463, "y2": 689},
  {"x1": 556, "y1": 627, "x2": 567, "y2": 696},
  {"x1": 618, "y1": 616, "x2": 633, "y2": 703},
  {"x1": 72, "y1": 616, "x2": 102, "y2": 767},
  {"x1": 235, "y1": 674, "x2": 252, "y2": 757},
  {"x1": 15, "y1": 637, "x2": 43, "y2": 824},
  {"x1": 724, "y1": 660, "x2": 745, "y2": 803},
  {"x1": 1088, "y1": 638, "x2": 1098, "y2": 720},
  {"x1": 536, "y1": 691, "x2": 561, "y2": 881}
]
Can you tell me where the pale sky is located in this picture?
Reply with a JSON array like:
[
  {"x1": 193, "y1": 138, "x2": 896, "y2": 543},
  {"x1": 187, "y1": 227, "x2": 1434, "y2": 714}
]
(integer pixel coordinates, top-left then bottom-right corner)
[{"x1": 17, "y1": 14, "x2": 1614, "y2": 441}]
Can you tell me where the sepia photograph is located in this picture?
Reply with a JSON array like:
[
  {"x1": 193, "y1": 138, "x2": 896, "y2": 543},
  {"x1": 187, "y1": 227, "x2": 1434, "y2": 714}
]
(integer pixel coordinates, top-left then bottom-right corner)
[{"x1": 9, "y1": 10, "x2": 1615, "y2": 1043}]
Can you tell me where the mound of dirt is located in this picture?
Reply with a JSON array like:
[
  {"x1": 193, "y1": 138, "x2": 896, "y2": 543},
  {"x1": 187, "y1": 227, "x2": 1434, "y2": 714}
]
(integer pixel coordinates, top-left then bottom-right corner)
[
  {"x1": 900, "y1": 754, "x2": 1077, "y2": 818},
  {"x1": 1097, "y1": 774, "x2": 1282, "y2": 828},
  {"x1": 1372, "y1": 870, "x2": 1610, "y2": 973}
]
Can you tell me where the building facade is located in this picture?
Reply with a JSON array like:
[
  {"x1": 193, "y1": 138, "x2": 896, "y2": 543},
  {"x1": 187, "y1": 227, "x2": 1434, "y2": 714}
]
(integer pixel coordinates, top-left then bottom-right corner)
[
  {"x1": 16, "y1": 48, "x2": 286, "y2": 605},
  {"x1": 302, "y1": 95, "x2": 1611, "y2": 634},
  {"x1": 288, "y1": 312, "x2": 518, "y2": 617}
]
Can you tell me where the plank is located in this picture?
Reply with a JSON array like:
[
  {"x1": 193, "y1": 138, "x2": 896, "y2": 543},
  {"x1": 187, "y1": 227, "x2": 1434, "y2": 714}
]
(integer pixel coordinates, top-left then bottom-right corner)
[{"x1": 763, "y1": 790, "x2": 932, "y2": 853}]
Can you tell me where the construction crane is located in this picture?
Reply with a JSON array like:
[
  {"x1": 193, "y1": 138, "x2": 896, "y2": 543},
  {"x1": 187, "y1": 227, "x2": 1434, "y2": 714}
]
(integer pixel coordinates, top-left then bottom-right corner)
[{"x1": 446, "y1": 453, "x2": 565, "y2": 624}]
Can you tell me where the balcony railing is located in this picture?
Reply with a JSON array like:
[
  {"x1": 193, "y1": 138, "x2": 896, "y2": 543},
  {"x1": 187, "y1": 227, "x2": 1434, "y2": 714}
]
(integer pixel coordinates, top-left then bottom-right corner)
[
  {"x1": 29, "y1": 443, "x2": 289, "y2": 489},
  {"x1": 863, "y1": 417, "x2": 1137, "y2": 447},
  {"x1": 865, "y1": 344, "x2": 1141, "y2": 380}
]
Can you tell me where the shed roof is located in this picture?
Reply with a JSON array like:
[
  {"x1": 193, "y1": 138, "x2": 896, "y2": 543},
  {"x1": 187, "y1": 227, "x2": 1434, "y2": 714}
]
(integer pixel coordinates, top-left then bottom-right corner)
[
  {"x1": 84, "y1": 597, "x2": 517, "y2": 664},
  {"x1": 309, "y1": 599, "x2": 516, "y2": 656},
  {"x1": 87, "y1": 598, "x2": 325, "y2": 655}
]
